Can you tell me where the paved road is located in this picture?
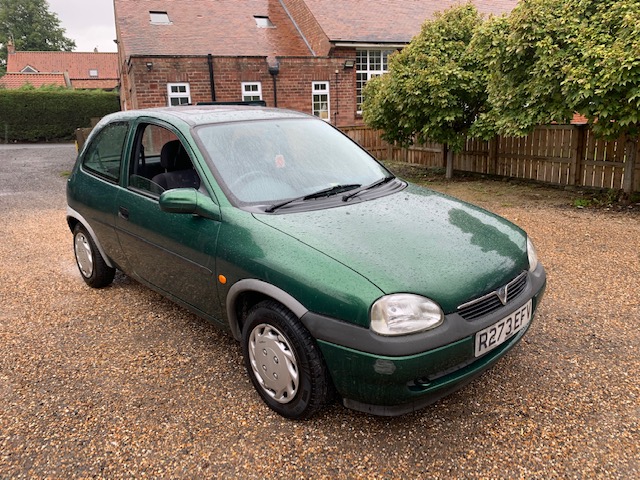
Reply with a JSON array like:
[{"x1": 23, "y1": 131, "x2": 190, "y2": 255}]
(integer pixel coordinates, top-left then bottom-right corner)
[
  {"x1": 0, "y1": 144, "x2": 638, "y2": 478},
  {"x1": 0, "y1": 143, "x2": 72, "y2": 212}
]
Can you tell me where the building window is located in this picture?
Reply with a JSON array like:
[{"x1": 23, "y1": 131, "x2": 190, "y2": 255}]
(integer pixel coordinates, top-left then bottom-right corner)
[
  {"x1": 89, "y1": 69, "x2": 98, "y2": 77},
  {"x1": 167, "y1": 83, "x2": 191, "y2": 106},
  {"x1": 312, "y1": 82, "x2": 330, "y2": 121},
  {"x1": 150, "y1": 11, "x2": 171, "y2": 24},
  {"x1": 254, "y1": 16, "x2": 275, "y2": 28},
  {"x1": 356, "y1": 49, "x2": 394, "y2": 112},
  {"x1": 241, "y1": 82, "x2": 263, "y2": 101},
  {"x1": 21, "y1": 65, "x2": 38, "y2": 73}
]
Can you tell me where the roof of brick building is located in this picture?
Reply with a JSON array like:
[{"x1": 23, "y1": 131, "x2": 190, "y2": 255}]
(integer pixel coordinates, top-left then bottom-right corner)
[
  {"x1": 0, "y1": 73, "x2": 68, "y2": 89},
  {"x1": 6, "y1": 51, "x2": 118, "y2": 82},
  {"x1": 302, "y1": 0, "x2": 519, "y2": 43},
  {"x1": 114, "y1": 0, "x2": 312, "y2": 57},
  {"x1": 114, "y1": 0, "x2": 519, "y2": 58}
]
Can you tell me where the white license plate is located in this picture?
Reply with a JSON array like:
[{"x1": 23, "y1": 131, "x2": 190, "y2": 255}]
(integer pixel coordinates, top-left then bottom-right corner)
[{"x1": 474, "y1": 300, "x2": 532, "y2": 357}]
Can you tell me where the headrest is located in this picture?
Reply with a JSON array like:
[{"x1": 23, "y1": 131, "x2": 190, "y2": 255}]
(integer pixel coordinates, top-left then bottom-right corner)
[{"x1": 160, "y1": 140, "x2": 191, "y2": 170}]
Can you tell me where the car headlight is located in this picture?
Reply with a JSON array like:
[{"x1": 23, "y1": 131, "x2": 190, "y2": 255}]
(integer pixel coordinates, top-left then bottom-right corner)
[
  {"x1": 527, "y1": 237, "x2": 539, "y2": 272},
  {"x1": 370, "y1": 294, "x2": 444, "y2": 336}
]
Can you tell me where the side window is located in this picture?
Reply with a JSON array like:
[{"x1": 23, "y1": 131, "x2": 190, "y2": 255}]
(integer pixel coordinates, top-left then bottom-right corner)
[
  {"x1": 128, "y1": 124, "x2": 200, "y2": 196},
  {"x1": 83, "y1": 122, "x2": 128, "y2": 182}
]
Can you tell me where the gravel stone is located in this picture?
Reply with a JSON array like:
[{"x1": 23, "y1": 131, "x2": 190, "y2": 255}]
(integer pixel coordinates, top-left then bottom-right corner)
[{"x1": 0, "y1": 144, "x2": 638, "y2": 478}]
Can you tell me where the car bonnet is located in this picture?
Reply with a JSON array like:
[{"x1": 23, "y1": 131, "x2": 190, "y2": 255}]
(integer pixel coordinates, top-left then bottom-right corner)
[{"x1": 254, "y1": 184, "x2": 529, "y2": 314}]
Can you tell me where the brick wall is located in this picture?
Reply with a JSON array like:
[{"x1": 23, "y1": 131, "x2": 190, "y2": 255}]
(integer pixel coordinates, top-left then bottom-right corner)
[{"x1": 122, "y1": 51, "x2": 363, "y2": 126}]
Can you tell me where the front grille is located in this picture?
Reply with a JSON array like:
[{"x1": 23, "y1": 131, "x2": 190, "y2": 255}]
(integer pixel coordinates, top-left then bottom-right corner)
[{"x1": 457, "y1": 271, "x2": 528, "y2": 320}]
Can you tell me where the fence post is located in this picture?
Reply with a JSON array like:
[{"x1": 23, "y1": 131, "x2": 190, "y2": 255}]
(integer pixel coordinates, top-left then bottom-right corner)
[
  {"x1": 622, "y1": 135, "x2": 637, "y2": 194},
  {"x1": 441, "y1": 143, "x2": 447, "y2": 169},
  {"x1": 572, "y1": 125, "x2": 586, "y2": 186},
  {"x1": 488, "y1": 137, "x2": 498, "y2": 175}
]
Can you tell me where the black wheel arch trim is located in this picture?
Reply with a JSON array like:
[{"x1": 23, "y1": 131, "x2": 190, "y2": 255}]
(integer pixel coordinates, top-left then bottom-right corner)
[
  {"x1": 66, "y1": 206, "x2": 116, "y2": 269},
  {"x1": 225, "y1": 279, "x2": 309, "y2": 341},
  {"x1": 225, "y1": 266, "x2": 545, "y2": 353}
]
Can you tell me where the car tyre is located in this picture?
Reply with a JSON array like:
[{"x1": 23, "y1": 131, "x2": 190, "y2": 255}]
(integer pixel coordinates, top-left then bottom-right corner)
[
  {"x1": 73, "y1": 224, "x2": 115, "y2": 288},
  {"x1": 242, "y1": 300, "x2": 331, "y2": 419}
]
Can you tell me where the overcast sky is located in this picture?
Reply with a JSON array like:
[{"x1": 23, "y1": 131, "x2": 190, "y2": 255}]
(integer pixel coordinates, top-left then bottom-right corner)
[{"x1": 47, "y1": 0, "x2": 117, "y2": 53}]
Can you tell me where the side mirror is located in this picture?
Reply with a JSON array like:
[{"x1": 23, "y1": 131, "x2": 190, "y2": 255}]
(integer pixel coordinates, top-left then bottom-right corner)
[{"x1": 159, "y1": 189, "x2": 220, "y2": 221}]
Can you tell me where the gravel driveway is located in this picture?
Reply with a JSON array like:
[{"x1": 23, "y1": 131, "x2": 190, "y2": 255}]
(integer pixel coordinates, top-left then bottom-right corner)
[{"x1": 1, "y1": 144, "x2": 638, "y2": 478}]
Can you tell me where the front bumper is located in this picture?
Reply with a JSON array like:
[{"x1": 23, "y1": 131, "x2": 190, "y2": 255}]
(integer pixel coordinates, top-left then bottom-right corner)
[{"x1": 300, "y1": 265, "x2": 546, "y2": 416}]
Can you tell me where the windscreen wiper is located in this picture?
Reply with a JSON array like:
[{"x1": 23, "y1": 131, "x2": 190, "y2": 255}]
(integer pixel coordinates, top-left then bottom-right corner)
[
  {"x1": 341, "y1": 175, "x2": 395, "y2": 202},
  {"x1": 265, "y1": 184, "x2": 361, "y2": 213}
]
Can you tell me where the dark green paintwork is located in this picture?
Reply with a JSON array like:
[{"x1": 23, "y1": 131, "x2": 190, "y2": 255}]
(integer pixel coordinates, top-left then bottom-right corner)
[{"x1": 256, "y1": 183, "x2": 529, "y2": 314}]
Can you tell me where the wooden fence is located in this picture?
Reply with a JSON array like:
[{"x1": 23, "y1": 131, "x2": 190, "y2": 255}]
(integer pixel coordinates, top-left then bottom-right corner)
[{"x1": 342, "y1": 125, "x2": 640, "y2": 193}]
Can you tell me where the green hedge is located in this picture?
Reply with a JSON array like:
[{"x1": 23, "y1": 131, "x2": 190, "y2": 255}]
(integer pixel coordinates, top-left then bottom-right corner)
[{"x1": 0, "y1": 87, "x2": 120, "y2": 142}]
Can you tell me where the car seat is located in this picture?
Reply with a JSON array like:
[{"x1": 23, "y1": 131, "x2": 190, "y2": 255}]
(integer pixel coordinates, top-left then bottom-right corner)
[{"x1": 151, "y1": 140, "x2": 200, "y2": 191}]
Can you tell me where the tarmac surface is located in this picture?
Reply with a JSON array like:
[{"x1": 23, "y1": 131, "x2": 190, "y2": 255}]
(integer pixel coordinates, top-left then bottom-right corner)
[{"x1": 0, "y1": 144, "x2": 638, "y2": 478}]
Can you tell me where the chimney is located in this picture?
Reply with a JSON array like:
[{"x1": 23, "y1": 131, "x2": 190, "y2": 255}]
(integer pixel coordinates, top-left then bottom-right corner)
[{"x1": 7, "y1": 39, "x2": 15, "y2": 55}]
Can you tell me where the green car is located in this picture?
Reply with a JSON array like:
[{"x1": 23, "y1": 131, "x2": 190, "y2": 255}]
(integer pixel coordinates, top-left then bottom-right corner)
[{"x1": 66, "y1": 106, "x2": 546, "y2": 419}]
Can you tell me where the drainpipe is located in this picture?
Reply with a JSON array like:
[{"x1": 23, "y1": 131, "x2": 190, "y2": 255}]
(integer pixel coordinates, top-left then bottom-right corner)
[
  {"x1": 268, "y1": 60, "x2": 280, "y2": 107},
  {"x1": 207, "y1": 54, "x2": 216, "y2": 102},
  {"x1": 334, "y1": 69, "x2": 339, "y2": 125}
]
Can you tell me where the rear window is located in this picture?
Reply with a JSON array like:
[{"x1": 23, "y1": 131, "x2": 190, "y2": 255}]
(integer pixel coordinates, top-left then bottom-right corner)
[{"x1": 82, "y1": 122, "x2": 129, "y2": 182}]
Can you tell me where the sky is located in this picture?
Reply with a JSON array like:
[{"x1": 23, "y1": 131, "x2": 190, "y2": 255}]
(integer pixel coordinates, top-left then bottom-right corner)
[{"x1": 47, "y1": 0, "x2": 117, "y2": 53}]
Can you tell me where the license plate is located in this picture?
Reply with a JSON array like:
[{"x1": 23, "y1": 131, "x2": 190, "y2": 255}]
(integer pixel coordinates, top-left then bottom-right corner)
[{"x1": 474, "y1": 300, "x2": 532, "y2": 357}]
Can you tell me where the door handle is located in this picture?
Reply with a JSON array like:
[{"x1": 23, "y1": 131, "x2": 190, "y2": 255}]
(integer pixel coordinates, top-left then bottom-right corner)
[{"x1": 118, "y1": 206, "x2": 129, "y2": 220}]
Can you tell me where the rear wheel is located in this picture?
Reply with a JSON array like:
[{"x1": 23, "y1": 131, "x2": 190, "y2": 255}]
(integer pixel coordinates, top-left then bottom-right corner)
[
  {"x1": 73, "y1": 224, "x2": 115, "y2": 288},
  {"x1": 242, "y1": 300, "x2": 331, "y2": 419}
]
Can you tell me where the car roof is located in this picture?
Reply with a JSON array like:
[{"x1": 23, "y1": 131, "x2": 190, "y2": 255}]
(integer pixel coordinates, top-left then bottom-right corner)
[{"x1": 105, "y1": 105, "x2": 311, "y2": 127}]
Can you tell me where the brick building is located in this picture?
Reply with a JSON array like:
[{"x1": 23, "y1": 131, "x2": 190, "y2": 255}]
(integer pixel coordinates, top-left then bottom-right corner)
[
  {"x1": 115, "y1": 0, "x2": 517, "y2": 126},
  {"x1": 0, "y1": 41, "x2": 118, "y2": 90}
]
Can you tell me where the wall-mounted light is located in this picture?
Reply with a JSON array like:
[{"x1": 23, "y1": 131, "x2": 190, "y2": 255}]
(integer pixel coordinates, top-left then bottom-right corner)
[
  {"x1": 146, "y1": 62, "x2": 153, "y2": 71},
  {"x1": 343, "y1": 59, "x2": 355, "y2": 69},
  {"x1": 268, "y1": 60, "x2": 280, "y2": 107}
]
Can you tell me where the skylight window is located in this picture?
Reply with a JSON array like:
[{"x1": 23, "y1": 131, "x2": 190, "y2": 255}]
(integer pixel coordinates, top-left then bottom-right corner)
[
  {"x1": 254, "y1": 16, "x2": 274, "y2": 28},
  {"x1": 150, "y1": 11, "x2": 171, "y2": 24},
  {"x1": 89, "y1": 69, "x2": 98, "y2": 77}
]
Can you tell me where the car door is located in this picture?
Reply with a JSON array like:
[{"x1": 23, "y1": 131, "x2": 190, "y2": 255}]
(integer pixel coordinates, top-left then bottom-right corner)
[
  {"x1": 114, "y1": 121, "x2": 223, "y2": 319},
  {"x1": 70, "y1": 120, "x2": 130, "y2": 270}
]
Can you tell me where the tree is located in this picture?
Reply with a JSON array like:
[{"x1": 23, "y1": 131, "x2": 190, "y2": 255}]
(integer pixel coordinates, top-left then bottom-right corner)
[
  {"x1": 478, "y1": 0, "x2": 640, "y2": 192},
  {"x1": 362, "y1": 4, "x2": 492, "y2": 177},
  {"x1": 0, "y1": 0, "x2": 76, "y2": 73}
]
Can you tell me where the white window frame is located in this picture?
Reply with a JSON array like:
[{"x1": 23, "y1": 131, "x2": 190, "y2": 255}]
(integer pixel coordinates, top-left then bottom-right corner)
[
  {"x1": 167, "y1": 83, "x2": 191, "y2": 106},
  {"x1": 150, "y1": 11, "x2": 171, "y2": 25},
  {"x1": 254, "y1": 16, "x2": 275, "y2": 28},
  {"x1": 241, "y1": 82, "x2": 263, "y2": 101},
  {"x1": 356, "y1": 49, "x2": 394, "y2": 113},
  {"x1": 312, "y1": 81, "x2": 330, "y2": 121},
  {"x1": 89, "y1": 69, "x2": 99, "y2": 77}
]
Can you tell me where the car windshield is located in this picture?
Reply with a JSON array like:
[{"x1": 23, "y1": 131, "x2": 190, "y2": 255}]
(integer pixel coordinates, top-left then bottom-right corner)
[{"x1": 195, "y1": 118, "x2": 391, "y2": 206}]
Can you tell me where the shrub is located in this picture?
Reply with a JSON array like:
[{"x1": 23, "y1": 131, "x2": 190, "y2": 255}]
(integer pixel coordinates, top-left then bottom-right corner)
[{"x1": 0, "y1": 86, "x2": 120, "y2": 142}]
